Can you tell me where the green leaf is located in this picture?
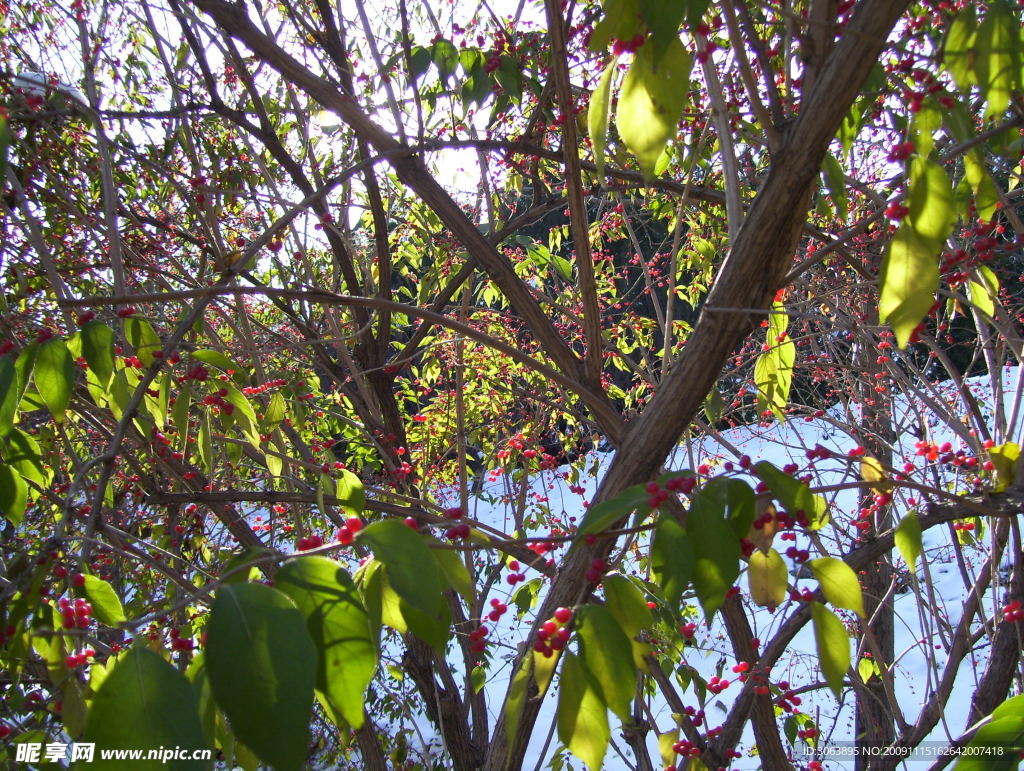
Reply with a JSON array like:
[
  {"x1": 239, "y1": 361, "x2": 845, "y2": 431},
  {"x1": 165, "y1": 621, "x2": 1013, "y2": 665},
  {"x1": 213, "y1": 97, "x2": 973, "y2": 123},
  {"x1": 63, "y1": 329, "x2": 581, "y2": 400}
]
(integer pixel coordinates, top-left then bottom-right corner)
[
  {"x1": 988, "y1": 442, "x2": 1020, "y2": 492},
  {"x1": 808, "y1": 557, "x2": 865, "y2": 618},
  {"x1": 81, "y1": 646, "x2": 209, "y2": 770},
  {"x1": 858, "y1": 656, "x2": 879, "y2": 683},
  {"x1": 0, "y1": 464, "x2": 27, "y2": 525},
  {"x1": 956, "y1": 694, "x2": 1024, "y2": 771},
  {"x1": 821, "y1": 153, "x2": 848, "y2": 223},
  {"x1": 206, "y1": 583, "x2": 316, "y2": 771},
  {"x1": 968, "y1": 264, "x2": 1000, "y2": 319},
  {"x1": 222, "y1": 385, "x2": 259, "y2": 447},
  {"x1": 5, "y1": 428, "x2": 46, "y2": 488},
  {"x1": 688, "y1": 492, "x2": 741, "y2": 620},
  {"x1": 588, "y1": 0, "x2": 643, "y2": 52},
  {"x1": 616, "y1": 37, "x2": 692, "y2": 179},
  {"x1": 357, "y1": 519, "x2": 450, "y2": 651},
  {"x1": 944, "y1": 7, "x2": 978, "y2": 92},
  {"x1": 641, "y1": 2, "x2": 687, "y2": 60},
  {"x1": 895, "y1": 511, "x2": 923, "y2": 568},
  {"x1": 755, "y1": 302, "x2": 795, "y2": 421},
  {"x1": 602, "y1": 574, "x2": 654, "y2": 670},
  {"x1": 557, "y1": 652, "x2": 610, "y2": 771},
  {"x1": 588, "y1": 59, "x2": 617, "y2": 181},
  {"x1": 34, "y1": 338, "x2": 74, "y2": 422},
  {"x1": 650, "y1": 514, "x2": 693, "y2": 607},
  {"x1": 576, "y1": 605, "x2": 636, "y2": 720},
  {"x1": 505, "y1": 655, "x2": 533, "y2": 748},
  {"x1": 432, "y1": 545, "x2": 474, "y2": 604},
  {"x1": 0, "y1": 355, "x2": 17, "y2": 437},
  {"x1": 80, "y1": 574, "x2": 127, "y2": 626},
  {"x1": 408, "y1": 45, "x2": 432, "y2": 81},
  {"x1": 747, "y1": 548, "x2": 788, "y2": 608},
  {"x1": 275, "y1": 557, "x2": 377, "y2": 730},
  {"x1": 810, "y1": 602, "x2": 850, "y2": 698},
  {"x1": 692, "y1": 476, "x2": 757, "y2": 539},
  {"x1": 124, "y1": 317, "x2": 161, "y2": 367},
  {"x1": 578, "y1": 483, "x2": 648, "y2": 535},
  {"x1": 80, "y1": 321, "x2": 114, "y2": 386},
  {"x1": 964, "y1": 150, "x2": 1001, "y2": 222},
  {"x1": 975, "y1": 1, "x2": 1016, "y2": 119},
  {"x1": 753, "y1": 462, "x2": 829, "y2": 530},
  {"x1": 471, "y1": 665, "x2": 486, "y2": 694},
  {"x1": 907, "y1": 157, "x2": 956, "y2": 250},
  {"x1": 335, "y1": 469, "x2": 365, "y2": 516},
  {"x1": 879, "y1": 224, "x2": 939, "y2": 348},
  {"x1": 261, "y1": 391, "x2": 286, "y2": 434}
]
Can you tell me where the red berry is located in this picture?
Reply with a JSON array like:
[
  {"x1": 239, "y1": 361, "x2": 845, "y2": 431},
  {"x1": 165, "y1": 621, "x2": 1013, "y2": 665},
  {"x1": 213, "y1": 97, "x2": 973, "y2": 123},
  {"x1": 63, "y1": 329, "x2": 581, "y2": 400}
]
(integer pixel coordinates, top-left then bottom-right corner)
[
  {"x1": 71, "y1": 573, "x2": 86, "y2": 587},
  {"x1": 554, "y1": 607, "x2": 573, "y2": 624}
]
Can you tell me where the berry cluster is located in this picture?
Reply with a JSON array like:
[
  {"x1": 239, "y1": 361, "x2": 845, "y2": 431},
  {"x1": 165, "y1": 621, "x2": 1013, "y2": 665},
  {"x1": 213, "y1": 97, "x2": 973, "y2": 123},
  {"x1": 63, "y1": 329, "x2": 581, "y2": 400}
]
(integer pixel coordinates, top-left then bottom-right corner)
[
  {"x1": 296, "y1": 534, "x2": 323, "y2": 551},
  {"x1": 506, "y1": 560, "x2": 526, "y2": 585},
  {"x1": 335, "y1": 516, "x2": 364, "y2": 545},
  {"x1": 58, "y1": 594, "x2": 92, "y2": 630},
  {"x1": 64, "y1": 648, "x2": 94, "y2": 669},
  {"x1": 242, "y1": 378, "x2": 288, "y2": 395},
  {"x1": 486, "y1": 598, "x2": 508, "y2": 622},
  {"x1": 1002, "y1": 600, "x2": 1024, "y2": 623},
  {"x1": 533, "y1": 607, "x2": 572, "y2": 658}
]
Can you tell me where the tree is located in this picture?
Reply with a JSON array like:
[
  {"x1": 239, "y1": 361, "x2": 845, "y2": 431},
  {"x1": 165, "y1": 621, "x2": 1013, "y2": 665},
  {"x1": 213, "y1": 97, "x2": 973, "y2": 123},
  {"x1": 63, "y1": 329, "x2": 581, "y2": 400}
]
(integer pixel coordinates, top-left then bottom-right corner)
[{"x1": 1, "y1": 0, "x2": 1023, "y2": 768}]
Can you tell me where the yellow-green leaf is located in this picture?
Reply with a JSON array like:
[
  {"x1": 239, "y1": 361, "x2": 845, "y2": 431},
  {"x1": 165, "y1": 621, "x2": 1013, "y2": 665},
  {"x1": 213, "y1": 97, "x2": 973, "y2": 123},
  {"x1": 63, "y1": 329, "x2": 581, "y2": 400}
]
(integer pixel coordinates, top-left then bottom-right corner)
[
  {"x1": 968, "y1": 265, "x2": 1000, "y2": 319},
  {"x1": 576, "y1": 604, "x2": 636, "y2": 720},
  {"x1": 588, "y1": 58, "x2": 617, "y2": 181},
  {"x1": 616, "y1": 38, "x2": 692, "y2": 179},
  {"x1": 557, "y1": 652, "x2": 610, "y2": 771},
  {"x1": 809, "y1": 557, "x2": 864, "y2": 617},
  {"x1": 861, "y1": 455, "x2": 891, "y2": 494},
  {"x1": 943, "y1": 7, "x2": 977, "y2": 92},
  {"x1": 747, "y1": 548, "x2": 788, "y2": 608},
  {"x1": 907, "y1": 157, "x2": 956, "y2": 250},
  {"x1": 811, "y1": 602, "x2": 850, "y2": 698},
  {"x1": 34, "y1": 337, "x2": 74, "y2": 422},
  {"x1": 879, "y1": 224, "x2": 939, "y2": 348},
  {"x1": 976, "y1": 1, "x2": 1016, "y2": 119},
  {"x1": 895, "y1": 512, "x2": 922, "y2": 568}
]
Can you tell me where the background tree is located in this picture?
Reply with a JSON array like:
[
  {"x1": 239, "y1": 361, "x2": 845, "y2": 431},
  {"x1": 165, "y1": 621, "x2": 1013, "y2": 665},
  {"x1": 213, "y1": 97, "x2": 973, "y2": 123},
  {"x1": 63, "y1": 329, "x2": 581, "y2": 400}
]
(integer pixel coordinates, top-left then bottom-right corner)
[{"x1": 1, "y1": 0, "x2": 1023, "y2": 768}]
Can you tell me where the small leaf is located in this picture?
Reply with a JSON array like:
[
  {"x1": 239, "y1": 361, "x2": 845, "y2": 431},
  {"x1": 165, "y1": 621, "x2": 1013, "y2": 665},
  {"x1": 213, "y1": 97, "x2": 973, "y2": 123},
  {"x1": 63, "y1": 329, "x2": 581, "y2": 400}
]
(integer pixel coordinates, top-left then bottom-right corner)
[
  {"x1": 879, "y1": 224, "x2": 939, "y2": 349},
  {"x1": 80, "y1": 321, "x2": 114, "y2": 386},
  {"x1": 821, "y1": 153, "x2": 848, "y2": 223},
  {"x1": 588, "y1": 59, "x2": 617, "y2": 180},
  {"x1": 471, "y1": 665, "x2": 486, "y2": 694},
  {"x1": 557, "y1": 652, "x2": 610, "y2": 771},
  {"x1": 275, "y1": 557, "x2": 377, "y2": 730},
  {"x1": 747, "y1": 548, "x2": 788, "y2": 608},
  {"x1": 82, "y1": 646, "x2": 209, "y2": 769},
  {"x1": 79, "y1": 574, "x2": 127, "y2": 626},
  {"x1": 650, "y1": 514, "x2": 693, "y2": 607},
  {"x1": 810, "y1": 602, "x2": 850, "y2": 698},
  {"x1": 191, "y1": 349, "x2": 247, "y2": 380},
  {"x1": 576, "y1": 605, "x2": 636, "y2": 720},
  {"x1": 858, "y1": 656, "x2": 879, "y2": 683},
  {"x1": 988, "y1": 442, "x2": 1020, "y2": 492},
  {"x1": 222, "y1": 385, "x2": 260, "y2": 447},
  {"x1": 0, "y1": 464, "x2": 27, "y2": 525},
  {"x1": 34, "y1": 338, "x2": 74, "y2": 422},
  {"x1": 895, "y1": 511, "x2": 923, "y2": 568},
  {"x1": 617, "y1": 37, "x2": 692, "y2": 179},
  {"x1": 809, "y1": 557, "x2": 865, "y2": 618},
  {"x1": 206, "y1": 583, "x2": 316, "y2": 771}
]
